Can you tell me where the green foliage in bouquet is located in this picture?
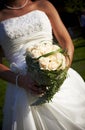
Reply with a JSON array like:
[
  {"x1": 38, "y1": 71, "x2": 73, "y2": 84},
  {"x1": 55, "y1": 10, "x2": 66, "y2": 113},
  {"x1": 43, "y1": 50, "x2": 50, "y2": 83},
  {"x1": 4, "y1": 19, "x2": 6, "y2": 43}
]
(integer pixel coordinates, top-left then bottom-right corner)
[{"x1": 26, "y1": 48, "x2": 68, "y2": 105}]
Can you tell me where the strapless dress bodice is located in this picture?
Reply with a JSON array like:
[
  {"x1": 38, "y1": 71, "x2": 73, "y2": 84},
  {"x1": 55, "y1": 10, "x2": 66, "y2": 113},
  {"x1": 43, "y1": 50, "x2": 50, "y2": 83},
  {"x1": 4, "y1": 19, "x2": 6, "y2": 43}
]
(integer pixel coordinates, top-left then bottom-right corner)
[{"x1": 0, "y1": 10, "x2": 53, "y2": 72}]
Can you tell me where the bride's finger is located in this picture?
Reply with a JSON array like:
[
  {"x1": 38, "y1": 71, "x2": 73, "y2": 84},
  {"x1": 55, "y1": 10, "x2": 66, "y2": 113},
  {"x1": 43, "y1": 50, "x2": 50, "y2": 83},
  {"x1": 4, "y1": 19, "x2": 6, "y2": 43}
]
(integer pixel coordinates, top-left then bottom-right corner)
[{"x1": 29, "y1": 85, "x2": 45, "y2": 94}]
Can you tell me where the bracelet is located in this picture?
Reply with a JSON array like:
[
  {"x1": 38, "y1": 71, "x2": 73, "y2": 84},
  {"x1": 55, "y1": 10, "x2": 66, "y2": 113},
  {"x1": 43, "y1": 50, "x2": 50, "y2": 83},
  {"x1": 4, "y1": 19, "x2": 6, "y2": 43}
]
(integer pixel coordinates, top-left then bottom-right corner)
[{"x1": 16, "y1": 74, "x2": 20, "y2": 87}]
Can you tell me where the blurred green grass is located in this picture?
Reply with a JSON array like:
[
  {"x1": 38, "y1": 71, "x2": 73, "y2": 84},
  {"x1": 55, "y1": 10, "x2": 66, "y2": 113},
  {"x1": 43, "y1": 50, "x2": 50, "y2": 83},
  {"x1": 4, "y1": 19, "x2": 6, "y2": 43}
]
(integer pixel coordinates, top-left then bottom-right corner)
[
  {"x1": 72, "y1": 37, "x2": 85, "y2": 80},
  {"x1": 0, "y1": 59, "x2": 9, "y2": 129},
  {"x1": 0, "y1": 37, "x2": 85, "y2": 129}
]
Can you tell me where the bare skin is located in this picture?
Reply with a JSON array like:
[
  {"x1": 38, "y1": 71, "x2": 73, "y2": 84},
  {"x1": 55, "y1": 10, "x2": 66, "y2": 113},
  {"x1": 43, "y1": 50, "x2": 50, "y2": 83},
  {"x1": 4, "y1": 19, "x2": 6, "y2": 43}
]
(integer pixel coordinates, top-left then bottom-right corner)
[{"x1": 0, "y1": 0, "x2": 74, "y2": 94}]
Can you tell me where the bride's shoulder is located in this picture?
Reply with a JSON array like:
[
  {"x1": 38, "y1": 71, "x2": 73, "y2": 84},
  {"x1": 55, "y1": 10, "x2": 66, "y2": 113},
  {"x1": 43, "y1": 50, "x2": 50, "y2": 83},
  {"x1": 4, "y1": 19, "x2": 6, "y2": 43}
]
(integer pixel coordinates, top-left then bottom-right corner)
[
  {"x1": 36, "y1": 0, "x2": 53, "y2": 7},
  {"x1": 36, "y1": 0, "x2": 56, "y2": 14},
  {"x1": 0, "y1": 7, "x2": 8, "y2": 22},
  {"x1": 0, "y1": 11, "x2": 6, "y2": 22}
]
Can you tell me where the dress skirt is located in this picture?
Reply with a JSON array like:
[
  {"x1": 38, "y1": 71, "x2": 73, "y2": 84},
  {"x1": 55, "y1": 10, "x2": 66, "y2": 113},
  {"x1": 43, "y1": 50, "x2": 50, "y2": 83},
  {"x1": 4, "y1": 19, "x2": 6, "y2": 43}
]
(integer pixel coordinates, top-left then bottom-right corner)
[{"x1": 2, "y1": 68, "x2": 85, "y2": 130}]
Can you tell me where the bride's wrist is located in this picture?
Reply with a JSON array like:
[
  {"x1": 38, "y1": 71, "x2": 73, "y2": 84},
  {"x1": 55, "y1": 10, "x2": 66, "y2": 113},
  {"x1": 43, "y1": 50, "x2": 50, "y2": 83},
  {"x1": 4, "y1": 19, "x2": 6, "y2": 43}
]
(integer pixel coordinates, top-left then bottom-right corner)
[
  {"x1": 65, "y1": 55, "x2": 70, "y2": 67},
  {"x1": 64, "y1": 49, "x2": 73, "y2": 67},
  {"x1": 16, "y1": 74, "x2": 20, "y2": 87},
  {"x1": 16, "y1": 74, "x2": 24, "y2": 87}
]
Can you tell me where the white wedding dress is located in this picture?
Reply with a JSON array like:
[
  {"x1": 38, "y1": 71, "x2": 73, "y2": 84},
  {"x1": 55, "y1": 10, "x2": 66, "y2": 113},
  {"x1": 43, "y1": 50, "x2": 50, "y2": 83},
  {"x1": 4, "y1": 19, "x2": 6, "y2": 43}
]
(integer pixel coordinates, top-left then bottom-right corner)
[{"x1": 0, "y1": 10, "x2": 85, "y2": 130}]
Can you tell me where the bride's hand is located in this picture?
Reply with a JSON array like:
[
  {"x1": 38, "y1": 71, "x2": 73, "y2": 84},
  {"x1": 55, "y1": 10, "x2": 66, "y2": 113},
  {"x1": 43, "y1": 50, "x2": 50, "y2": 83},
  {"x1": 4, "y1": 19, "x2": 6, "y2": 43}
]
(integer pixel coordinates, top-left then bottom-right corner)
[{"x1": 18, "y1": 74, "x2": 44, "y2": 95}]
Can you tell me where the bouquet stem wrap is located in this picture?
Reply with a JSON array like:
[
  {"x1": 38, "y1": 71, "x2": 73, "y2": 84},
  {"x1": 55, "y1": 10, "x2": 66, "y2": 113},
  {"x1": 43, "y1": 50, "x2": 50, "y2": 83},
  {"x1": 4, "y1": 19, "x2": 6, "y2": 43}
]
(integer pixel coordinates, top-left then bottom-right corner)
[{"x1": 25, "y1": 42, "x2": 68, "y2": 105}]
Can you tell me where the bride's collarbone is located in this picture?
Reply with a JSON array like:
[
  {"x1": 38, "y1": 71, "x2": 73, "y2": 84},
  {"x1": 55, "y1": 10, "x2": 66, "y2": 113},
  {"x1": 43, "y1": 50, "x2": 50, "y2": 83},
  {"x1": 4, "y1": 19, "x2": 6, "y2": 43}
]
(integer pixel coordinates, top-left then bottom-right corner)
[
  {"x1": 0, "y1": 7, "x2": 37, "y2": 22},
  {"x1": 0, "y1": 10, "x2": 26, "y2": 22}
]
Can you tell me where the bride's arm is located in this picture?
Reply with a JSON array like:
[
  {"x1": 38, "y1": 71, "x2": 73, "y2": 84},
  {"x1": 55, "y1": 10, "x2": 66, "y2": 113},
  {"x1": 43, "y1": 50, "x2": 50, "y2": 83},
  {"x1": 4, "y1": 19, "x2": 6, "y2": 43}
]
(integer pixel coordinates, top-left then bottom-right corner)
[
  {"x1": 0, "y1": 46, "x2": 42, "y2": 94},
  {"x1": 40, "y1": 0, "x2": 74, "y2": 67},
  {"x1": 0, "y1": 46, "x2": 17, "y2": 83}
]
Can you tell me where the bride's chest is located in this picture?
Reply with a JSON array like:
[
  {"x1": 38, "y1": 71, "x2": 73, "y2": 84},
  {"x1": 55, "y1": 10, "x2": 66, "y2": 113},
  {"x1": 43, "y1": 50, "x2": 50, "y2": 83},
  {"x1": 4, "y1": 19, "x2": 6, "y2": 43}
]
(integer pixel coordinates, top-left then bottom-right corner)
[{"x1": 0, "y1": 10, "x2": 52, "y2": 40}]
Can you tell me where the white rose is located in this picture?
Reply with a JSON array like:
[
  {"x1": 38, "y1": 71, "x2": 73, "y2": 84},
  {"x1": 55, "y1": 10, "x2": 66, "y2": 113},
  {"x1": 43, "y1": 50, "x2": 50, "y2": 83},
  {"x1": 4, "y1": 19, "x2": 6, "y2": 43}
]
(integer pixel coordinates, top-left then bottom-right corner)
[
  {"x1": 52, "y1": 45, "x2": 60, "y2": 51},
  {"x1": 55, "y1": 53, "x2": 66, "y2": 69},
  {"x1": 39, "y1": 57, "x2": 50, "y2": 70},
  {"x1": 31, "y1": 49, "x2": 42, "y2": 58},
  {"x1": 39, "y1": 43, "x2": 53, "y2": 54}
]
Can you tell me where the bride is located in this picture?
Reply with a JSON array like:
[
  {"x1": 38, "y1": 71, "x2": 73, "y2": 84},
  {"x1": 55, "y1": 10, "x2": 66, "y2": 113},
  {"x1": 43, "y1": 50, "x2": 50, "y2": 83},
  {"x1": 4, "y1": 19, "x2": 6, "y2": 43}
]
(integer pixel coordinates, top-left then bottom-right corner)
[{"x1": 0, "y1": 0, "x2": 85, "y2": 130}]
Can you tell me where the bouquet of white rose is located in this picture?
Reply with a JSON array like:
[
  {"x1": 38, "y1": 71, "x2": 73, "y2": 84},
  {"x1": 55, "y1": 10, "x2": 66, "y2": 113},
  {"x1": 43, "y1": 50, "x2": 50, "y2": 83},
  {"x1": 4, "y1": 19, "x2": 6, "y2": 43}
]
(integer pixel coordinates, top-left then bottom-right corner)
[{"x1": 25, "y1": 42, "x2": 68, "y2": 105}]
